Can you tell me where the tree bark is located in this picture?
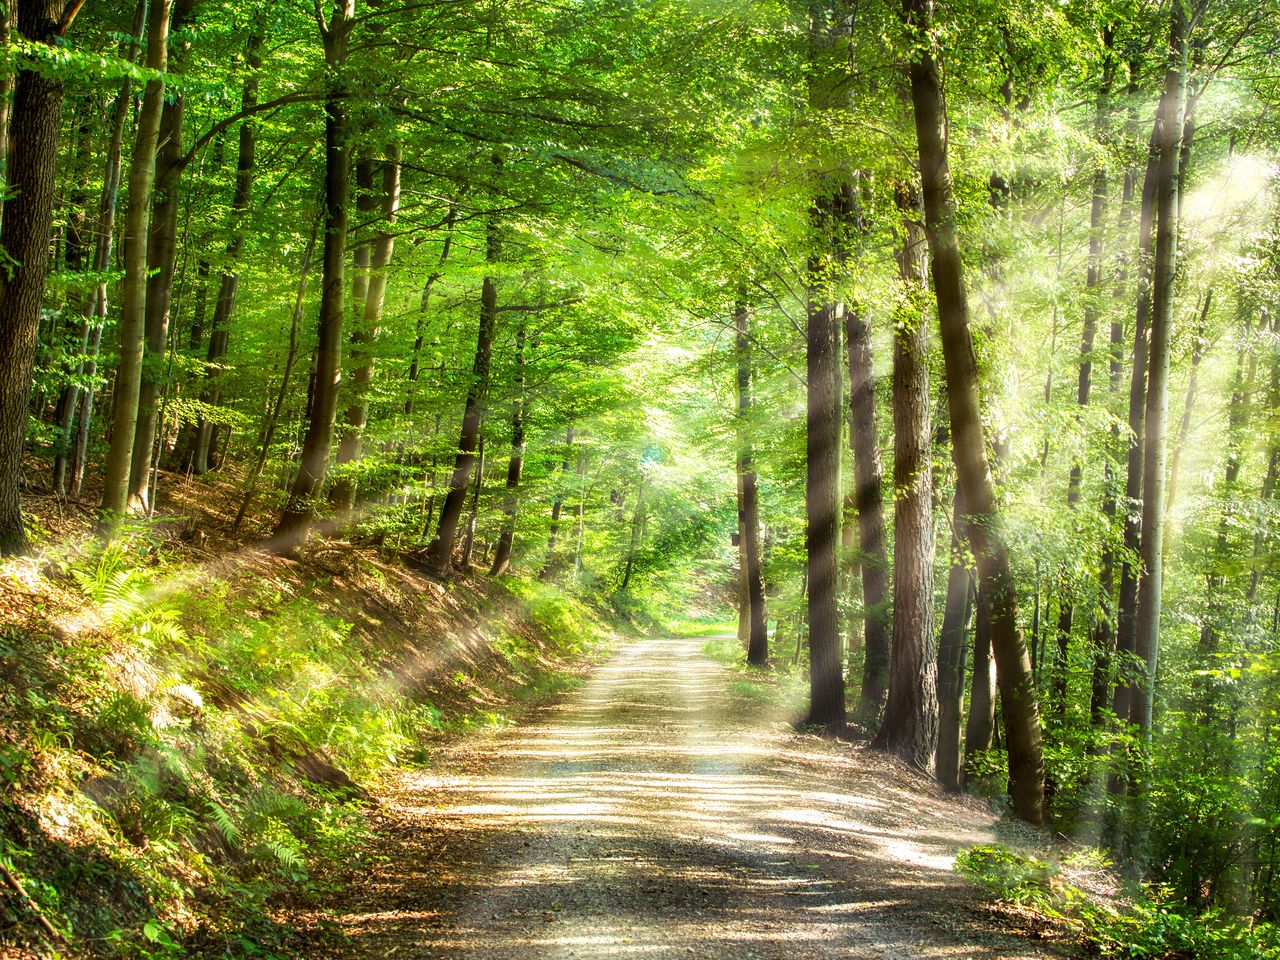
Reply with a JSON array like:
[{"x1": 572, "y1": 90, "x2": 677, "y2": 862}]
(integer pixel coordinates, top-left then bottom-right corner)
[
  {"x1": 903, "y1": 0, "x2": 1044, "y2": 823},
  {"x1": 1131, "y1": 2, "x2": 1190, "y2": 744},
  {"x1": 489, "y1": 322, "x2": 527, "y2": 577},
  {"x1": 0, "y1": 0, "x2": 83, "y2": 552},
  {"x1": 805, "y1": 184, "x2": 847, "y2": 734},
  {"x1": 936, "y1": 489, "x2": 971, "y2": 790},
  {"x1": 128, "y1": 76, "x2": 189, "y2": 509},
  {"x1": 425, "y1": 215, "x2": 501, "y2": 576},
  {"x1": 460, "y1": 434, "x2": 485, "y2": 567},
  {"x1": 273, "y1": 1, "x2": 355, "y2": 552},
  {"x1": 872, "y1": 192, "x2": 936, "y2": 769},
  {"x1": 332, "y1": 147, "x2": 401, "y2": 514},
  {"x1": 735, "y1": 303, "x2": 769, "y2": 666},
  {"x1": 100, "y1": 0, "x2": 172, "y2": 523},
  {"x1": 845, "y1": 305, "x2": 891, "y2": 719}
]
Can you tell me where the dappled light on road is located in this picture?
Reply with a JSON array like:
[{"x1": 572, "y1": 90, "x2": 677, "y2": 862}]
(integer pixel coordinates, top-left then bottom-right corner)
[{"x1": 291, "y1": 638, "x2": 1054, "y2": 959}]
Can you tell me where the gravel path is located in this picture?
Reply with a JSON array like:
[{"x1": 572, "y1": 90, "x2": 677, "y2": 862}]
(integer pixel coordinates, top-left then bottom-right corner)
[{"x1": 290, "y1": 637, "x2": 1061, "y2": 959}]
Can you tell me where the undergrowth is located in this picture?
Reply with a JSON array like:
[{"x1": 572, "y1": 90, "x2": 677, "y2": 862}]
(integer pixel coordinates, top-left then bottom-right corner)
[
  {"x1": 957, "y1": 843, "x2": 1280, "y2": 959},
  {"x1": 0, "y1": 526, "x2": 609, "y2": 959}
]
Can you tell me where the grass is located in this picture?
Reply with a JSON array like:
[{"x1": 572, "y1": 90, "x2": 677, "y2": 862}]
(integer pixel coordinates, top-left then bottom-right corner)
[{"x1": 0, "y1": 527, "x2": 612, "y2": 959}]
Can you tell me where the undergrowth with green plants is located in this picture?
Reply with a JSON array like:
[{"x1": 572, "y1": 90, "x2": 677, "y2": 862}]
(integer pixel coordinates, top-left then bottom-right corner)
[
  {"x1": 956, "y1": 844, "x2": 1280, "y2": 959},
  {"x1": 0, "y1": 526, "x2": 610, "y2": 959}
]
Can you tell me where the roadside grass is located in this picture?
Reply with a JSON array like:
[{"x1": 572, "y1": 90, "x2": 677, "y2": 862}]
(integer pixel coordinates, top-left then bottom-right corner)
[{"x1": 0, "y1": 527, "x2": 611, "y2": 959}]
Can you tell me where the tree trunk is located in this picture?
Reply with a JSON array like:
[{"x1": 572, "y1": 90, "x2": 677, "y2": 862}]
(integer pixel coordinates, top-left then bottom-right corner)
[
  {"x1": 405, "y1": 207, "x2": 455, "y2": 418},
  {"x1": 845, "y1": 305, "x2": 891, "y2": 719},
  {"x1": 426, "y1": 216, "x2": 501, "y2": 576},
  {"x1": 128, "y1": 81, "x2": 188, "y2": 509},
  {"x1": 805, "y1": 184, "x2": 847, "y2": 734},
  {"x1": 332, "y1": 147, "x2": 401, "y2": 514},
  {"x1": 965, "y1": 583, "x2": 996, "y2": 756},
  {"x1": 272, "y1": 2, "x2": 354, "y2": 552},
  {"x1": 735, "y1": 303, "x2": 769, "y2": 665},
  {"x1": 489, "y1": 322, "x2": 526, "y2": 578},
  {"x1": 460, "y1": 435, "x2": 485, "y2": 567},
  {"x1": 540, "y1": 425, "x2": 575, "y2": 580},
  {"x1": 1112, "y1": 100, "x2": 1164, "y2": 725},
  {"x1": 0, "y1": 0, "x2": 83, "y2": 552},
  {"x1": 192, "y1": 25, "x2": 263, "y2": 475},
  {"x1": 1131, "y1": 3, "x2": 1190, "y2": 744},
  {"x1": 100, "y1": 0, "x2": 172, "y2": 524},
  {"x1": 936, "y1": 489, "x2": 972, "y2": 790},
  {"x1": 903, "y1": 0, "x2": 1044, "y2": 823},
  {"x1": 620, "y1": 481, "x2": 647, "y2": 592},
  {"x1": 872, "y1": 193, "x2": 936, "y2": 769},
  {"x1": 1165, "y1": 289, "x2": 1212, "y2": 512}
]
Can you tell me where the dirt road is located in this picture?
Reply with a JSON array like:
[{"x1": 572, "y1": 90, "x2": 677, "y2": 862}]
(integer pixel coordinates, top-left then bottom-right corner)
[{"x1": 290, "y1": 637, "x2": 1058, "y2": 959}]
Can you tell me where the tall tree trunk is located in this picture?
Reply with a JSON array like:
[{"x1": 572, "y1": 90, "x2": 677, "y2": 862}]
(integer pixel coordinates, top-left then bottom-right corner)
[
  {"x1": 100, "y1": 0, "x2": 172, "y2": 523},
  {"x1": 965, "y1": 584, "x2": 996, "y2": 757},
  {"x1": 845, "y1": 305, "x2": 891, "y2": 719},
  {"x1": 735, "y1": 303, "x2": 769, "y2": 665},
  {"x1": 805, "y1": 184, "x2": 847, "y2": 734},
  {"x1": 405, "y1": 206, "x2": 455, "y2": 418},
  {"x1": 128, "y1": 72, "x2": 190, "y2": 509},
  {"x1": 903, "y1": 0, "x2": 1044, "y2": 823},
  {"x1": 936, "y1": 489, "x2": 972, "y2": 790},
  {"x1": 272, "y1": 2, "x2": 354, "y2": 552},
  {"x1": 425, "y1": 215, "x2": 500, "y2": 576},
  {"x1": 0, "y1": 0, "x2": 83, "y2": 552},
  {"x1": 0, "y1": 2, "x2": 13, "y2": 218},
  {"x1": 872, "y1": 192, "x2": 936, "y2": 768},
  {"x1": 1131, "y1": 2, "x2": 1190, "y2": 743},
  {"x1": 1112, "y1": 101, "x2": 1164, "y2": 724},
  {"x1": 332, "y1": 147, "x2": 401, "y2": 514},
  {"x1": 489, "y1": 322, "x2": 527, "y2": 577},
  {"x1": 192, "y1": 25, "x2": 263, "y2": 475}
]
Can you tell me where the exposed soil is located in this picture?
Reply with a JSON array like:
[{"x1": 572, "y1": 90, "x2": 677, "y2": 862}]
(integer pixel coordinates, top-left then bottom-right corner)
[{"x1": 283, "y1": 637, "x2": 1069, "y2": 959}]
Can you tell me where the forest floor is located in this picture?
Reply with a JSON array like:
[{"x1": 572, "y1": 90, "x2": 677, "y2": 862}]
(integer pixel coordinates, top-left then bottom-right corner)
[{"x1": 279, "y1": 635, "x2": 1069, "y2": 960}]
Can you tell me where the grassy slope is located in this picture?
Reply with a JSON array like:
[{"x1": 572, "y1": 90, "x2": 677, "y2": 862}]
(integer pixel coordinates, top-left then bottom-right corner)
[{"x1": 0, "y1": 478, "x2": 615, "y2": 960}]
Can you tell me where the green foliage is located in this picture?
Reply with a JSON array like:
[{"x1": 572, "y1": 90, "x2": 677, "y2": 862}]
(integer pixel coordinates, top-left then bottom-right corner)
[{"x1": 958, "y1": 844, "x2": 1280, "y2": 960}]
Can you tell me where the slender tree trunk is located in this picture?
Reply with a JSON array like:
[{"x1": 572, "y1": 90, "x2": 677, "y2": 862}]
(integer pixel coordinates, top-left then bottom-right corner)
[
  {"x1": 734, "y1": 303, "x2": 769, "y2": 665},
  {"x1": 192, "y1": 25, "x2": 263, "y2": 475},
  {"x1": 426, "y1": 215, "x2": 501, "y2": 576},
  {"x1": 0, "y1": 3, "x2": 13, "y2": 217},
  {"x1": 541, "y1": 425, "x2": 574, "y2": 580},
  {"x1": 128, "y1": 77, "x2": 189, "y2": 509},
  {"x1": 1165, "y1": 289, "x2": 1212, "y2": 512},
  {"x1": 620, "y1": 481, "x2": 647, "y2": 591},
  {"x1": 100, "y1": 0, "x2": 172, "y2": 523},
  {"x1": 489, "y1": 322, "x2": 527, "y2": 577},
  {"x1": 273, "y1": 2, "x2": 354, "y2": 552},
  {"x1": 872, "y1": 192, "x2": 936, "y2": 768},
  {"x1": 805, "y1": 185, "x2": 847, "y2": 734},
  {"x1": 332, "y1": 147, "x2": 401, "y2": 514},
  {"x1": 405, "y1": 207, "x2": 455, "y2": 418},
  {"x1": 1132, "y1": 2, "x2": 1190, "y2": 744},
  {"x1": 845, "y1": 305, "x2": 891, "y2": 719},
  {"x1": 936, "y1": 489, "x2": 972, "y2": 790},
  {"x1": 903, "y1": 0, "x2": 1044, "y2": 823},
  {"x1": 460, "y1": 435, "x2": 485, "y2": 567},
  {"x1": 1112, "y1": 99, "x2": 1164, "y2": 724}
]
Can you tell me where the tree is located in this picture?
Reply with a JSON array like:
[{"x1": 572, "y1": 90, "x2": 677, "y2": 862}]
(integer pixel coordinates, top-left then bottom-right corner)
[
  {"x1": 735, "y1": 303, "x2": 769, "y2": 666},
  {"x1": 273, "y1": 0, "x2": 356, "y2": 552},
  {"x1": 902, "y1": 0, "x2": 1045, "y2": 824},
  {"x1": 0, "y1": 0, "x2": 85, "y2": 553}
]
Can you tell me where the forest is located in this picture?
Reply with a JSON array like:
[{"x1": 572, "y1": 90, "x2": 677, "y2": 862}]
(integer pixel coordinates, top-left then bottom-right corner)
[{"x1": 1, "y1": 0, "x2": 1279, "y2": 955}]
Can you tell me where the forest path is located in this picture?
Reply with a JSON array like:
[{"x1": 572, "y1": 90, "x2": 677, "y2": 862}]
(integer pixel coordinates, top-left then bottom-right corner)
[{"x1": 289, "y1": 637, "x2": 1058, "y2": 959}]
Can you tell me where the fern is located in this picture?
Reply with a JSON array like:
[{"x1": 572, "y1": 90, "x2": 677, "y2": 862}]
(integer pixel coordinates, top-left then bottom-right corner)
[{"x1": 204, "y1": 798, "x2": 241, "y2": 847}]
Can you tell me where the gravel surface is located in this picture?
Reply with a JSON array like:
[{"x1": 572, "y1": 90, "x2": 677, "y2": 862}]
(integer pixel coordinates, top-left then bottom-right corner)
[{"x1": 287, "y1": 636, "x2": 1064, "y2": 959}]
